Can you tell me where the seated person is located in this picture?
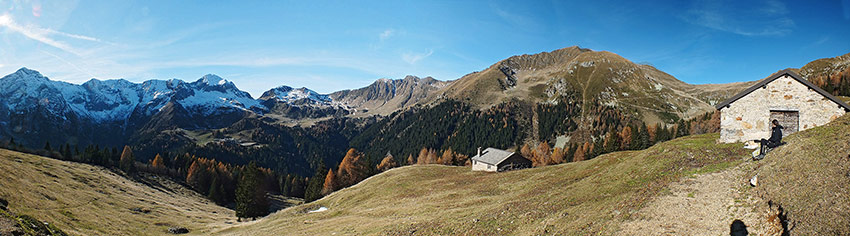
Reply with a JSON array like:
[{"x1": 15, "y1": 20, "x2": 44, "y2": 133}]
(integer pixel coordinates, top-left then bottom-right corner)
[{"x1": 754, "y1": 119, "x2": 783, "y2": 158}]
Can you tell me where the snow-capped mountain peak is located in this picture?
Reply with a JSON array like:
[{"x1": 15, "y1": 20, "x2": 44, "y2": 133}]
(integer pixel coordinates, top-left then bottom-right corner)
[
  {"x1": 4, "y1": 67, "x2": 49, "y2": 82},
  {"x1": 259, "y1": 85, "x2": 332, "y2": 104},
  {"x1": 199, "y1": 74, "x2": 228, "y2": 86},
  {"x1": 0, "y1": 68, "x2": 360, "y2": 125},
  {"x1": 0, "y1": 68, "x2": 266, "y2": 121}
]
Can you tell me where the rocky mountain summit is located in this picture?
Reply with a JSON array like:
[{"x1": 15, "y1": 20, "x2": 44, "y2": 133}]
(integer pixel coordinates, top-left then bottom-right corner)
[{"x1": 330, "y1": 75, "x2": 449, "y2": 115}]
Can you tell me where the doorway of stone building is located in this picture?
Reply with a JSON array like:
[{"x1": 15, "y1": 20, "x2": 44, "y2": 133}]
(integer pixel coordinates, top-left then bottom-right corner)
[{"x1": 769, "y1": 110, "x2": 799, "y2": 137}]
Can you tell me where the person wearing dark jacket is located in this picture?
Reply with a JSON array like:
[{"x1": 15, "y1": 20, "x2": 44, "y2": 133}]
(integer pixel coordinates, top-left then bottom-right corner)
[
  {"x1": 755, "y1": 120, "x2": 783, "y2": 159},
  {"x1": 767, "y1": 119, "x2": 783, "y2": 147}
]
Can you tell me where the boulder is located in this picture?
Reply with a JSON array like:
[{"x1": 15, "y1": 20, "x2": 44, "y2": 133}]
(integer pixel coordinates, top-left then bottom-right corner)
[
  {"x1": 168, "y1": 227, "x2": 189, "y2": 234},
  {"x1": 749, "y1": 175, "x2": 758, "y2": 187}
]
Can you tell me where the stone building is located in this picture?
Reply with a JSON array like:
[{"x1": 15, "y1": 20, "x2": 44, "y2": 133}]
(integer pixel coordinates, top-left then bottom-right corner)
[
  {"x1": 471, "y1": 147, "x2": 531, "y2": 172},
  {"x1": 715, "y1": 69, "x2": 850, "y2": 143}
]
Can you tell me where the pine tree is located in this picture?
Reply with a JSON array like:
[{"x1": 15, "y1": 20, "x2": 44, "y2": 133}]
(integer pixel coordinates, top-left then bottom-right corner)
[
  {"x1": 655, "y1": 124, "x2": 669, "y2": 143},
  {"x1": 638, "y1": 123, "x2": 650, "y2": 149},
  {"x1": 565, "y1": 143, "x2": 577, "y2": 163},
  {"x1": 290, "y1": 177, "x2": 306, "y2": 198},
  {"x1": 551, "y1": 147, "x2": 565, "y2": 164},
  {"x1": 603, "y1": 130, "x2": 620, "y2": 153},
  {"x1": 427, "y1": 148, "x2": 438, "y2": 164},
  {"x1": 337, "y1": 149, "x2": 368, "y2": 187},
  {"x1": 676, "y1": 119, "x2": 689, "y2": 138},
  {"x1": 629, "y1": 125, "x2": 639, "y2": 150},
  {"x1": 376, "y1": 154, "x2": 399, "y2": 172},
  {"x1": 321, "y1": 169, "x2": 336, "y2": 196},
  {"x1": 520, "y1": 143, "x2": 532, "y2": 159},
  {"x1": 208, "y1": 176, "x2": 223, "y2": 204},
  {"x1": 62, "y1": 143, "x2": 72, "y2": 160},
  {"x1": 151, "y1": 154, "x2": 166, "y2": 169},
  {"x1": 620, "y1": 126, "x2": 633, "y2": 150},
  {"x1": 280, "y1": 175, "x2": 292, "y2": 197},
  {"x1": 439, "y1": 148, "x2": 454, "y2": 165},
  {"x1": 304, "y1": 162, "x2": 326, "y2": 202},
  {"x1": 647, "y1": 124, "x2": 657, "y2": 144},
  {"x1": 111, "y1": 147, "x2": 120, "y2": 166},
  {"x1": 236, "y1": 162, "x2": 269, "y2": 220},
  {"x1": 416, "y1": 148, "x2": 429, "y2": 165},
  {"x1": 119, "y1": 145, "x2": 136, "y2": 174},
  {"x1": 532, "y1": 142, "x2": 551, "y2": 167},
  {"x1": 573, "y1": 142, "x2": 588, "y2": 162},
  {"x1": 43, "y1": 141, "x2": 52, "y2": 152},
  {"x1": 186, "y1": 160, "x2": 202, "y2": 187},
  {"x1": 406, "y1": 154, "x2": 415, "y2": 166}
]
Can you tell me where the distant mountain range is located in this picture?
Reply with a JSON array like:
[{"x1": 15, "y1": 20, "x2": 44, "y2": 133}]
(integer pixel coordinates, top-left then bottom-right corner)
[{"x1": 1, "y1": 46, "x2": 847, "y2": 176}]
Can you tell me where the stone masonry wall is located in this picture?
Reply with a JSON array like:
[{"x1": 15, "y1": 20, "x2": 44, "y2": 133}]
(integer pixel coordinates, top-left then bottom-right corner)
[{"x1": 719, "y1": 75, "x2": 846, "y2": 143}]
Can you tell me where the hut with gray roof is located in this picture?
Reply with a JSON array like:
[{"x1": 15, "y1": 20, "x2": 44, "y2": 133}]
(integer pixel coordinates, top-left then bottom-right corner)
[{"x1": 471, "y1": 147, "x2": 531, "y2": 172}]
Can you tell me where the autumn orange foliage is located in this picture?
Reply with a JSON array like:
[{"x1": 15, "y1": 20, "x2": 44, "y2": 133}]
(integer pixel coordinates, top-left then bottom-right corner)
[
  {"x1": 151, "y1": 154, "x2": 165, "y2": 169},
  {"x1": 376, "y1": 154, "x2": 399, "y2": 172},
  {"x1": 336, "y1": 148, "x2": 369, "y2": 187},
  {"x1": 321, "y1": 169, "x2": 336, "y2": 195}
]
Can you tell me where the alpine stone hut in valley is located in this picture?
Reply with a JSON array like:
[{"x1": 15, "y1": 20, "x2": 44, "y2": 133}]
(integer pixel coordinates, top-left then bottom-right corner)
[
  {"x1": 471, "y1": 147, "x2": 531, "y2": 172},
  {"x1": 715, "y1": 69, "x2": 850, "y2": 143}
]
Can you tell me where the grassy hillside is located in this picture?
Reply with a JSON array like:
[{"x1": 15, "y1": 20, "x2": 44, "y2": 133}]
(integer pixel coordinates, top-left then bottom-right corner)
[
  {"x1": 0, "y1": 149, "x2": 234, "y2": 235},
  {"x1": 216, "y1": 133, "x2": 748, "y2": 235},
  {"x1": 749, "y1": 113, "x2": 850, "y2": 235}
]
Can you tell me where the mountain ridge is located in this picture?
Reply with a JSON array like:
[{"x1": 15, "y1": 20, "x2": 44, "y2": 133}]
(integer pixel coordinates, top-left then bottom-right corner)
[
  {"x1": 4, "y1": 46, "x2": 835, "y2": 176},
  {"x1": 432, "y1": 46, "x2": 735, "y2": 125}
]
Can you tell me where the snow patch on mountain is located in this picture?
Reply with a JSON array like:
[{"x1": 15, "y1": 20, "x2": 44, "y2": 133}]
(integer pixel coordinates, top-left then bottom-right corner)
[
  {"x1": 260, "y1": 86, "x2": 334, "y2": 105},
  {"x1": 200, "y1": 74, "x2": 228, "y2": 86},
  {"x1": 178, "y1": 89, "x2": 261, "y2": 115}
]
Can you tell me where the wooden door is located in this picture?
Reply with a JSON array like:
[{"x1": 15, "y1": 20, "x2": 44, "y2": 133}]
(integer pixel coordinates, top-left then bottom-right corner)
[{"x1": 769, "y1": 110, "x2": 799, "y2": 137}]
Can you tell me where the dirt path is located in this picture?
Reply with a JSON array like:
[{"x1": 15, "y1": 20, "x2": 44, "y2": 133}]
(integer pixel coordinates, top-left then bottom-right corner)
[{"x1": 620, "y1": 164, "x2": 782, "y2": 235}]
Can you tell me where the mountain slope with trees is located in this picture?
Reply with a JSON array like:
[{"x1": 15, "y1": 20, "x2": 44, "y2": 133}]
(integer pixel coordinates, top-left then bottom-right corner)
[
  {"x1": 4, "y1": 48, "x2": 844, "y2": 182},
  {"x1": 800, "y1": 52, "x2": 850, "y2": 97}
]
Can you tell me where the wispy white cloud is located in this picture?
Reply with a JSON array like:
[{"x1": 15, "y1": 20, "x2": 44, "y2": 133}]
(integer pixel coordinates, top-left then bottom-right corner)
[
  {"x1": 402, "y1": 49, "x2": 433, "y2": 64},
  {"x1": 379, "y1": 29, "x2": 393, "y2": 41},
  {"x1": 0, "y1": 13, "x2": 104, "y2": 55},
  {"x1": 681, "y1": 0, "x2": 794, "y2": 36},
  {"x1": 0, "y1": 14, "x2": 79, "y2": 54},
  {"x1": 43, "y1": 28, "x2": 101, "y2": 42}
]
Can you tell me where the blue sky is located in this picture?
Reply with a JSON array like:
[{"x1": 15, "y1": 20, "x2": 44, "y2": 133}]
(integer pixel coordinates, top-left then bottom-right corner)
[{"x1": 0, "y1": 0, "x2": 848, "y2": 96}]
